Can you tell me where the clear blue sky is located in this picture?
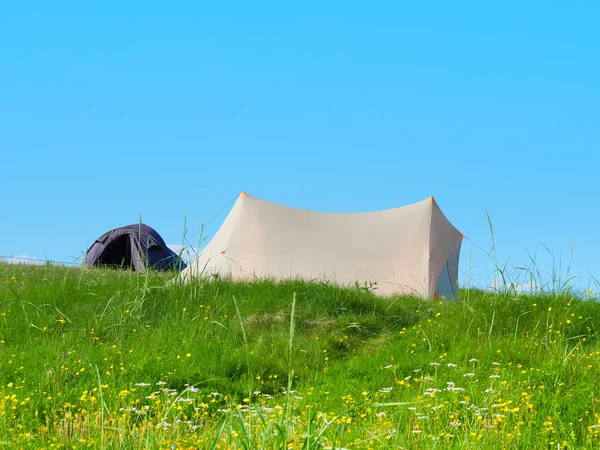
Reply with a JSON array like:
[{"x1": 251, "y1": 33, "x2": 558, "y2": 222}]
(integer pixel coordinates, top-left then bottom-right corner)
[{"x1": 1, "y1": 1, "x2": 598, "y2": 291}]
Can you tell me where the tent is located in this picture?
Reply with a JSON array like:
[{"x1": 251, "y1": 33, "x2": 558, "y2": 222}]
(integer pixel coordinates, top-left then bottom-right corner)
[
  {"x1": 85, "y1": 224, "x2": 186, "y2": 271},
  {"x1": 181, "y1": 193, "x2": 462, "y2": 298}
]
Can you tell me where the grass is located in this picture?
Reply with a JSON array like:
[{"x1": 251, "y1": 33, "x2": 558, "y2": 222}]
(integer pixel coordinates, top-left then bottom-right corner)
[{"x1": 1, "y1": 262, "x2": 600, "y2": 449}]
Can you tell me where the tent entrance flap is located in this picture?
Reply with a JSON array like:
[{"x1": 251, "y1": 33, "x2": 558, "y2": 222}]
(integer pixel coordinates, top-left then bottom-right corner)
[{"x1": 97, "y1": 235, "x2": 132, "y2": 268}]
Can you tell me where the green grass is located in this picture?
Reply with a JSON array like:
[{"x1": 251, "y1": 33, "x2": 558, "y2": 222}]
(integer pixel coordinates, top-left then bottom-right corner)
[{"x1": 1, "y1": 262, "x2": 600, "y2": 449}]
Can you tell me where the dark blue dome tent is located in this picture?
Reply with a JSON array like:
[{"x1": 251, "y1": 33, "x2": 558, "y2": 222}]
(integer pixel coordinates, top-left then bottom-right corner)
[{"x1": 84, "y1": 224, "x2": 186, "y2": 271}]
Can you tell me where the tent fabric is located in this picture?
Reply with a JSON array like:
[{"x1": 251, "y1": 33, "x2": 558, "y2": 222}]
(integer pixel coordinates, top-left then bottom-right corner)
[
  {"x1": 85, "y1": 224, "x2": 186, "y2": 271},
  {"x1": 181, "y1": 193, "x2": 462, "y2": 297}
]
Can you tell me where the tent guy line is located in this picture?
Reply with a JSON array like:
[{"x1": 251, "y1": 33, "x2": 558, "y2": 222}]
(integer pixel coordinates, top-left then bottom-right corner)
[{"x1": 181, "y1": 193, "x2": 241, "y2": 249}]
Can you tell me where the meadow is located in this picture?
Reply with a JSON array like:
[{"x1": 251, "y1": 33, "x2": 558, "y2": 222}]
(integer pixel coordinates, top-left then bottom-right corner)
[{"x1": 1, "y1": 262, "x2": 600, "y2": 449}]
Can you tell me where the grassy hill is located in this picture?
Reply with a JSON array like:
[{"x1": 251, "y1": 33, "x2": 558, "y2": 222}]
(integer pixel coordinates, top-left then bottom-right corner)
[{"x1": 1, "y1": 262, "x2": 599, "y2": 449}]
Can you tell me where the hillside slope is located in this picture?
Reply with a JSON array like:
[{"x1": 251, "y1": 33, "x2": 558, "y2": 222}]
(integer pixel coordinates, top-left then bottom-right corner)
[{"x1": 1, "y1": 263, "x2": 599, "y2": 449}]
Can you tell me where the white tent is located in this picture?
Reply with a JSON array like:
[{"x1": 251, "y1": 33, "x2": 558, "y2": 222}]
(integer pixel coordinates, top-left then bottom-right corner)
[{"x1": 181, "y1": 193, "x2": 463, "y2": 298}]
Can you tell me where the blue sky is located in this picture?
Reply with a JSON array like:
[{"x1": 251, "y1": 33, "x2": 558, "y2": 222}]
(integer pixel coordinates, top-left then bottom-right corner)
[{"x1": 1, "y1": 1, "x2": 598, "y2": 291}]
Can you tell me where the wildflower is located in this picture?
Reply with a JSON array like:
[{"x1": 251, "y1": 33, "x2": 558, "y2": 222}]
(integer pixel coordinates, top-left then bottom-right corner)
[
  {"x1": 489, "y1": 375, "x2": 501, "y2": 379},
  {"x1": 469, "y1": 358, "x2": 478, "y2": 363},
  {"x1": 430, "y1": 362, "x2": 441, "y2": 366},
  {"x1": 463, "y1": 373, "x2": 475, "y2": 377},
  {"x1": 135, "y1": 383, "x2": 151, "y2": 387},
  {"x1": 379, "y1": 387, "x2": 393, "y2": 393},
  {"x1": 446, "y1": 382, "x2": 465, "y2": 392},
  {"x1": 447, "y1": 363, "x2": 457, "y2": 367},
  {"x1": 156, "y1": 381, "x2": 166, "y2": 386}
]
